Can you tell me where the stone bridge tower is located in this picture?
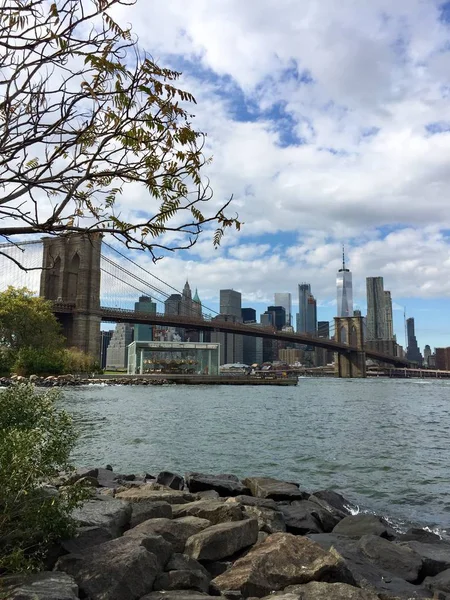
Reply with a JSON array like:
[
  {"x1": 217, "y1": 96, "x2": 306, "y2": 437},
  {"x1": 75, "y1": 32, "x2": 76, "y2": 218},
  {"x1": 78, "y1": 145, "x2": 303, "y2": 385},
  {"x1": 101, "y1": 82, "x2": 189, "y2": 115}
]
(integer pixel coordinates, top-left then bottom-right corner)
[
  {"x1": 40, "y1": 234, "x2": 102, "y2": 359},
  {"x1": 334, "y1": 315, "x2": 367, "y2": 378}
]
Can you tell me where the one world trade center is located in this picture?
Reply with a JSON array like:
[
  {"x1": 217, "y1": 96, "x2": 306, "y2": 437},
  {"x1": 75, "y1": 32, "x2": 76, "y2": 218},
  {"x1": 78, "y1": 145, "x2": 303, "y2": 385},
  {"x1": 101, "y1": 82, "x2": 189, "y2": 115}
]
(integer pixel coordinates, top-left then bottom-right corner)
[{"x1": 336, "y1": 246, "x2": 353, "y2": 317}]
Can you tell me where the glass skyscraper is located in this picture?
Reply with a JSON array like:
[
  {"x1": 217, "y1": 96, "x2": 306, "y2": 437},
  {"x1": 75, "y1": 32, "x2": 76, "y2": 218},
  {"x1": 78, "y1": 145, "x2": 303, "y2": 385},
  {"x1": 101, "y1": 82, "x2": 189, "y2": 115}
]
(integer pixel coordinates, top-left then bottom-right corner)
[
  {"x1": 366, "y1": 277, "x2": 386, "y2": 340},
  {"x1": 336, "y1": 248, "x2": 353, "y2": 317},
  {"x1": 274, "y1": 293, "x2": 292, "y2": 326},
  {"x1": 297, "y1": 283, "x2": 317, "y2": 334}
]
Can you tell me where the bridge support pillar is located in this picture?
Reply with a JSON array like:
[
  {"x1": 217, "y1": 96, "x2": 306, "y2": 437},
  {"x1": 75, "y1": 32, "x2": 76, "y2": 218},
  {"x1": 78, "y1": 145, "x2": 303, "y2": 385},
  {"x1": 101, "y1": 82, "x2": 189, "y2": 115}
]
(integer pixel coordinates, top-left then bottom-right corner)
[
  {"x1": 40, "y1": 234, "x2": 102, "y2": 359},
  {"x1": 334, "y1": 316, "x2": 367, "y2": 378}
]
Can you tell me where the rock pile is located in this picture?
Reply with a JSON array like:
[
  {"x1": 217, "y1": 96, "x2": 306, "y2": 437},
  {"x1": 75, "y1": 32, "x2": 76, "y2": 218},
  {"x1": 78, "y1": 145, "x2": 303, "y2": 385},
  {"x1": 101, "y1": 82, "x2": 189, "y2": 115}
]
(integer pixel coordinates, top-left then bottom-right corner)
[
  {"x1": 3, "y1": 468, "x2": 450, "y2": 600},
  {"x1": 0, "y1": 375, "x2": 170, "y2": 387}
]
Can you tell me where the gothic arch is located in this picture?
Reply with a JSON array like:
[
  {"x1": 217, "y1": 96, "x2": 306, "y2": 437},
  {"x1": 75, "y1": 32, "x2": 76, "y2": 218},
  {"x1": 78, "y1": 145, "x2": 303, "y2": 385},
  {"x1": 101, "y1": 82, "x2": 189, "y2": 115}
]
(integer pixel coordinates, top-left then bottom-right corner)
[
  {"x1": 47, "y1": 255, "x2": 61, "y2": 300},
  {"x1": 340, "y1": 324, "x2": 348, "y2": 344},
  {"x1": 350, "y1": 325, "x2": 357, "y2": 346},
  {"x1": 66, "y1": 252, "x2": 80, "y2": 301}
]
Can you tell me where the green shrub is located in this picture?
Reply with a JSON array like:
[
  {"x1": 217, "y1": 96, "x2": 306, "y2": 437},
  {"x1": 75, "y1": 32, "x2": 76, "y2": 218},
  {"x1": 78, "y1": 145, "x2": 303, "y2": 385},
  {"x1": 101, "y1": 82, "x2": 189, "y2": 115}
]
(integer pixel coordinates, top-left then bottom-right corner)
[
  {"x1": 0, "y1": 384, "x2": 87, "y2": 573},
  {"x1": 12, "y1": 347, "x2": 65, "y2": 377}
]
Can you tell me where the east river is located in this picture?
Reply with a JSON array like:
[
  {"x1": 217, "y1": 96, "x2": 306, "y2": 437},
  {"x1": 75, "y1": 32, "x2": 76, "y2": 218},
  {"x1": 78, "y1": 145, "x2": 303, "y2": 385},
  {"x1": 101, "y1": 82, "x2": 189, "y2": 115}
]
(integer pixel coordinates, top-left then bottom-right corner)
[{"x1": 61, "y1": 378, "x2": 450, "y2": 534}]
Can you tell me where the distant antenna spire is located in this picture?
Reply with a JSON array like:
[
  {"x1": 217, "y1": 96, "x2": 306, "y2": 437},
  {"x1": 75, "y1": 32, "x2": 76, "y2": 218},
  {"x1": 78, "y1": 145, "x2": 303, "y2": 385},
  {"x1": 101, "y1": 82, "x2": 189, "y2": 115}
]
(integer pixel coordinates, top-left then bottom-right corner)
[{"x1": 342, "y1": 244, "x2": 346, "y2": 271}]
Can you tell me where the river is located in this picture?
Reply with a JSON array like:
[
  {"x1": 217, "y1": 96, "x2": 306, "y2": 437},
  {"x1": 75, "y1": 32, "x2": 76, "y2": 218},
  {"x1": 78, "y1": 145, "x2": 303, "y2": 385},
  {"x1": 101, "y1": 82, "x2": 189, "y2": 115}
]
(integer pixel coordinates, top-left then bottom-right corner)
[{"x1": 61, "y1": 377, "x2": 450, "y2": 534}]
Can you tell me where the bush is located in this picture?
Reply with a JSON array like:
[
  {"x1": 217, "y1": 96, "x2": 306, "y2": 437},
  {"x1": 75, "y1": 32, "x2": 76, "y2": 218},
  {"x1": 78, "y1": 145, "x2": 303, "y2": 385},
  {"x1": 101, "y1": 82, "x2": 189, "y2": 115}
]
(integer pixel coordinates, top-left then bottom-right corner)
[
  {"x1": 12, "y1": 347, "x2": 65, "y2": 377},
  {"x1": 0, "y1": 384, "x2": 88, "y2": 573},
  {"x1": 62, "y1": 348, "x2": 96, "y2": 374}
]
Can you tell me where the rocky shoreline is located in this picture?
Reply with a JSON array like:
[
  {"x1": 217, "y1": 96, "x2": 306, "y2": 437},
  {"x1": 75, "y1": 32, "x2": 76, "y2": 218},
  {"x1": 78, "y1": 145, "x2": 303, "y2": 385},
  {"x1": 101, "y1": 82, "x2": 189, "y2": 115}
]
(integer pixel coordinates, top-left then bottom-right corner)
[
  {"x1": 3, "y1": 468, "x2": 450, "y2": 600},
  {"x1": 0, "y1": 375, "x2": 170, "y2": 387}
]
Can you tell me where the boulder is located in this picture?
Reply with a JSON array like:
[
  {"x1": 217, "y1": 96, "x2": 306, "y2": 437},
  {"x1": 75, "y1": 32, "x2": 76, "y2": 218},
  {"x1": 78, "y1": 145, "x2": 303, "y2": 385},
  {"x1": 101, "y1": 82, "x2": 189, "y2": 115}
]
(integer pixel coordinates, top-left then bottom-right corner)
[
  {"x1": 243, "y1": 505, "x2": 286, "y2": 533},
  {"x1": 283, "y1": 581, "x2": 381, "y2": 599},
  {"x1": 61, "y1": 525, "x2": 113, "y2": 554},
  {"x1": 156, "y1": 471, "x2": 185, "y2": 490},
  {"x1": 211, "y1": 532, "x2": 354, "y2": 597},
  {"x1": 166, "y1": 553, "x2": 211, "y2": 577},
  {"x1": 65, "y1": 467, "x2": 98, "y2": 485},
  {"x1": 154, "y1": 570, "x2": 211, "y2": 593},
  {"x1": 124, "y1": 517, "x2": 211, "y2": 552},
  {"x1": 398, "y1": 528, "x2": 442, "y2": 544},
  {"x1": 71, "y1": 496, "x2": 131, "y2": 537},
  {"x1": 55, "y1": 536, "x2": 162, "y2": 600},
  {"x1": 399, "y1": 541, "x2": 450, "y2": 577},
  {"x1": 185, "y1": 472, "x2": 250, "y2": 497},
  {"x1": 1, "y1": 572, "x2": 78, "y2": 600},
  {"x1": 141, "y1": 592, "x2": 216, "y2": 600},
  {"x1": 332, "y1": 514, "x2": 396, "y2": 539},
  {"x1": 172, "y1": 500, "x2": 244, "y2": 525},
  {"x1": 116, "y1": 485, "x2": 195, "y2": 504},
  {"x1": 242, "y1": 477, "x2": 307, "y2": 502},
  {"x1": 185, "y1": 518, "x2": 259, "y2": 561},
  {"x1": 196, "y1": 490, "x2": 221, "y2": 500},
  {"x1": 309, "y1": 490, "x2": 357, "y2": 520},
  {"x1": 96, "y1": 467, "x2": 118, "y2": 488},
  {"x1": 226, "y1": 495, "x2": 279, "y2": 511},
  {"x1": 424, "y1": 568, "x2": 450, "y2": 594},
  {"x1": 130, "y1": 500, "x2": 173, "y2": 528},
  {"x1": 279, "y1": 501, "x2": 324, "y2": 535},
  {"x1": 358, "y1": 534, "x2": 423, "y2": 583}
]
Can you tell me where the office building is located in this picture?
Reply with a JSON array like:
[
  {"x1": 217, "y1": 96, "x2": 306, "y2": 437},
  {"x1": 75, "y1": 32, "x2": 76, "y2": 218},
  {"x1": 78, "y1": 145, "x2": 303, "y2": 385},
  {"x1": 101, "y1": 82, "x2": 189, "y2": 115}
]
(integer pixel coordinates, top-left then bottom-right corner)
[
  {"x1": 435, "y1": 347, "x2": 450, "y2": 370},
  {"x1": 100, "y1": 329, "x2": 114, "y2": 369},
  {"x1": 181, "y1": 281, "x2": 193, "y2": 316},
  {"x1": 134, "y1": 295, "x2": 156, "y2": 342},
  {"x1": 384, "y1": 291, "x2": 394, "y2": 340},
  {"x1": 267, "y1": 305, "x2": 286, "y2": 330},
  {"x1": 279, "y1": 348, "x2": 301, "y2": 365},
  {"x1": 242, "y1": 322, "x2": 264, "y2": 365},
  {"x1": 220, "y1": 289, "x2": 242, "y2": 317},
  {"x1": 106, "y1": 323, "x2": 133, "y2": 370},
  {"x1": 261, "y1": 312, "x2": 273, "y2": 327},
  {"x1": 318, "y1": 321, "x2": 330, "y2": 338},
  {"x1": 423, "y1": 344, "x2": 432, "y2": 367},
  {"x1": 366, "y1": 277, "x2": 386, "y2": 340},
  {"x1": 242, "y1": 308, "x2": 256, "y2": 323},
  {"x1": 274, "y1": 293, "x2": 292, "y2": 327},
  {"x1": 406, "y1": 317, "x2": 422, "y2": 365},
  {"x1": 192, "y1": 289, "x2": 202, "y2": 317},
  {"x1": 336, "y1": 247, "x2": 353, "y2": 317},
  {"x1": 165, "y1": 294, "x2": 182, "y2": 315},
  {"x1": 297, "y1": 283, "x2": 317, "y2": 334}
]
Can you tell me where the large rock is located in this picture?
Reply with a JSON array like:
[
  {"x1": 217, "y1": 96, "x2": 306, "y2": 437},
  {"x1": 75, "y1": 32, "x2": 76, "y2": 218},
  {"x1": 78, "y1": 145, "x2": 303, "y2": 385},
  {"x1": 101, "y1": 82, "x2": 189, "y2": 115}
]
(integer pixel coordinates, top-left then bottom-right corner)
[
  {"x1": 116, "y1": 484, "x2": 196, "y2": 504},
  {"x1": 227, "y1": 495, "x2": 279, "y2": 511},
  {"x1": 61, "y1": 525, "x2": 113, "y2": 554},
  {"x1": 185, "y1": 518, "x2": 259, "y2": 561},
  {"x1": 172, "y1": 500, "x2": 244, "y2": 525},
  {"x1": 399, "y1": 541, "x2": 450, "y2": 577},
  {"x1": 309, "y1": 490, "x2": 358, "y2": 520},
  {"x1": 185, "y1": 472, "x2": 250, "y2": 497},
  {"x1": 279, "y1": 501, "x2": 324, "y2": 535},
  {"x1": 242, "y1": 477, "x2": 307, "y2": 502},
  {"x1": 156, "y1": 471, "x2": 184, "y2": 490},
  {"x1": 71, "y1": 496, "x2": 131, "y2": 537},
  {"x1": 424, "y1": 568, "x2": 450, "y2": 594},
  {"x1": 278, "y1": 581, "x2": 381, "y2": 599},
  {"x1": 211, "y1": 532, "x2": 354, "y2": 597},
  {"x1": 154, "y1": 570, "x2": 211, "y2": 593},
  {"x1": 332, "y1": 514, "x2": 395, "y2": 539},
  {"x1": 141, "y1": 592, "x2": 216, "y2": 600},
  {"x1": 165, "y1": 553, "x2": 211, "y2": 577},
  {"x1": 55, "y1": 536, "x2": 162, "y2": 600},
  {"x1": 309, "y1": 533, "x2": 432, "y2": 599},
  {"x1": 399, "y1": 528, "x2": 443, "y2": 544},
  {"x1": 1, "y1": 572, "x2": 78, "y2": 600},
  {"x1": 358, "y1": 534, "x2": 423, "y2": 583},
  {"x1": 124, "y1": 517, "x2": 211, "y2": 552},
  {"x1": 130, "y1": 500, "x2": 173, "y2": 528},
  {"x1": 243, "y1": 505, "x2": 286, "y2": 533}
]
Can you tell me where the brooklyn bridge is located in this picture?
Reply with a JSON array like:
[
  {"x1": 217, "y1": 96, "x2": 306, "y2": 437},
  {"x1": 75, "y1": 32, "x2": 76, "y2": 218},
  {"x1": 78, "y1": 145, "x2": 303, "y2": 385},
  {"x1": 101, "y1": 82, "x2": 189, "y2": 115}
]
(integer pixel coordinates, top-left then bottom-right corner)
[{"x1": 0, "y1": 234, "x2": 410, "y2": 377}]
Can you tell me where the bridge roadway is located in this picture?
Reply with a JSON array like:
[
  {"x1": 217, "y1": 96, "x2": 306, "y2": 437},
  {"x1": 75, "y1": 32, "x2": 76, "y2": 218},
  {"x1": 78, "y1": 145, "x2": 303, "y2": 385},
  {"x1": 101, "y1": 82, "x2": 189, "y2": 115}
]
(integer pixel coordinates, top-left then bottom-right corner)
[{"x1": 52, "y1": 302, "x2": 409, "y2": 367}]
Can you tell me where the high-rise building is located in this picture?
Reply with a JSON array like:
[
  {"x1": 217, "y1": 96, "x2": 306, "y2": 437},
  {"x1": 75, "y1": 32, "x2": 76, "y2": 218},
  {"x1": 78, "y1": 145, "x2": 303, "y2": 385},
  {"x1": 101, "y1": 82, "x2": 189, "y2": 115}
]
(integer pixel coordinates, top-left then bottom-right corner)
[
  {"x1": 100, "y1": 329, "x2": 114, "y2": 369},
  {"x1": 192, "y1": 288, "x2": 202, "y2": 317},
  {"x1": 384, "y1": 291, "x2": 394, "y2": 340},
  {"x1": 274, "y1": 293, "x2": 292, "y2": 326},
  {"x1": 318, "y1": 321, "x2": 330, "y2": 338},
  {"x1": 165, "y1": 294, "x2": 182, "y2": 315},
  {"x1": 406, "y1": 317, "x2": 422, "y2": 365},
  {"x1": 241, "y1": 308, "x2": 256, "y2": 323},
  {"x1": 211, "y1": 290, "x2": 243, "y2": 364},
  {"x1": 181, "y1": 281, "x2": 193, "y2": 316},
  {"x1": 261, "y1": 312, "x2": 273, "y2": 327},
  {"x1": 366, "y1": 277, "x2": 386, "y2": 340},
  {"x1": 134, "y1": 295, "x2": 156, "y2": 342},
  {"x1": 267, "y1": 305, "x2": 286, "y2": 330},
  {"x1": 105, "y1": 323, "x2": 133, "y2": 370},
  {"x1": 220, "y1": 289, "x2": 242, "y2": 317},
  {"x1": 423, "y1": 344, "x2": 432, "y2": 367},
  {"x1": 336, "y1": 247, "x2": 353, "y2": 317},
  {"x1": 297, "y1": 283, "x2": 317, "y2": 334},
  {"x1": 242, "y1": 322, "x2": 263, "y2": 365}
]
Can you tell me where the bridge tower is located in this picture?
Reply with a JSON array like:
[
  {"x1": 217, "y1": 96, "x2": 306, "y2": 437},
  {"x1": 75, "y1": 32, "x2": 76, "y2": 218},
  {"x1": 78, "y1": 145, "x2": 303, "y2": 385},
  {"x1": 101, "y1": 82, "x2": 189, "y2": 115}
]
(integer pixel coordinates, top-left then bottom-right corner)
[
  {"x1": 40, "y1": 234, "x2": 102, "y2": 359},
  {"x1": 334, "y1": 315, "x2": 367, "y2": 378}
]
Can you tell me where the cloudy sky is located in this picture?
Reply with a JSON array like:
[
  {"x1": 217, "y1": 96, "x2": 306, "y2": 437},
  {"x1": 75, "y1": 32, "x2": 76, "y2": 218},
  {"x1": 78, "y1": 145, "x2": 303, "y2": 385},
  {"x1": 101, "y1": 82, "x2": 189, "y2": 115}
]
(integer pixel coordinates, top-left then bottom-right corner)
[
  {"x1": 4, "y1": 0, "x2": 450, "y2": 350},
  {"x1": 106, "y1": 0, "x2": 450, "y2": 350}
]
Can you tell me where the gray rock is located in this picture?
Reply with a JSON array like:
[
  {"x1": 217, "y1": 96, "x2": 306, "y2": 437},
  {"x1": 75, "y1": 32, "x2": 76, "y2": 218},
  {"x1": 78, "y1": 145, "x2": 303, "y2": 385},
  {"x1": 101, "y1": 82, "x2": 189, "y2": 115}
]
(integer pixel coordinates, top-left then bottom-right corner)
[
  {"x1": 358, "y1": 534, "x2": 423, "y2": 583},
  {"x1": 154, "y1": 570, "x2": 211, "y2": 593},
  {"x1": 242, "y1": 477, "x2": 307, "y2": 502},
  {"x1": 211, "y1": 532, "x2": 354, "y2": 597},
  {"x1": 281, "y1": 581, "x2": 381, "y2": 599},
  {"x1": 332, "y1": 514, "x2": 396, "y2": 539},
  {"x1": 279, "y1": 501, "x2": 324, "y2": 535},
  {"x1": 185, "y1": 472, "x2": 250, "y2": 497},
  {"x1": 398, "y1": 528, "x2": 442, "y2": 544},
  {"x1": 424, "y1": 568, "x2": 450, "y2": 594},
  {"x1": 1, "y1": 572, "x2": 78, "y2": 600},
  {"x1": 116, "y1": 485, "x2": 195, "y2": 504},
  {"x1": 172, "y1": 500, "x2": 244, "y2": 525},
  {"x1": 96, "y1": 467, "x2": 118, "y2": 488},
  {"x1": 399, "y1": 541, "x2": 450, "y2": 577},
  {"x1": 130, "y1": 500, "x2": 173, "y2": 528},
  {"x1": 55, "y1": 536, "x2": 161, "y2": 600},
  {"x1": 65, "y1": 467, "x2": 98, "y2": 485},
  {"x1": 185, "y1": 518, "x2": 259, "y2": 561},
  {"x1": 196, "y1": 490, "x2": 221, "y2": 500},
  {"x1": 141, "y1": 592, "x2": 215, "y2": 600},
  {"x1": 166, "y1": 553, "x2": 210, "y2": 577},
  {"x1": 308, "y1": 490, "x2": 358, "y2": 519},
  {"x1": 226, "y1": 495, "x2": 279, "y2": 511},
  {"x1": 124, "y1": 517, "x2": 211, "y2": 552},
  {"x1": 61, "y1": 525, "x2": 113, "y2": 554},
  {"x1": 156, "y1": 471, "x2": 185, "y2": 490},
  {"x1": 243, "y1": 505, "x2": 286, "y2": 533},
  {"x1": 71, "y1": 496, "x2": 131, "y2": 537},
  {"x1": 203, "y1": 560, "x2": 233, "y2": 578}
]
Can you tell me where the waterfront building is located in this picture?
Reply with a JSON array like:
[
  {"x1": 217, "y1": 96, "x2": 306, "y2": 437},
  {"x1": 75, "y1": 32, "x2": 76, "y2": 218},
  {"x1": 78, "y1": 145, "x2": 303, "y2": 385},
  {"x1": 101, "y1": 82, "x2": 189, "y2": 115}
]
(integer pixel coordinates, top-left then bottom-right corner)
[
  {"x1": 127, "y1": 341, "x2": 219, "y2": 375},
  {"x1": 274, "y1": 293, "x2": 292, "y2": 327},
  {"x1": 241, "y1": 307, "x2": 256, "y2": 323},
  {"x1": 267, "y1": 305, "x2": 286, "y2": 330},
  {"x1": 406, "y1": 317, "x2": 423, "y2": 365},
  {"x1": 106, "y1": 323, "x2": 133, "y2": 370},
  {"x1": 366, "y1": 277, "x2": 386, "y2": 340},
  {"x1": 336, "y1": 247, "x2": 353, "y2": 317},
  {"x1": 384, "y1": 291, "x2": 394, "y2": 340},
  {"x1": 134, "y1": 295, "x2": 156, "y2": 342},
  {"x1": 297, "y1": 283, "x2": 317, "y2": 334},
  {"x1": 100, "y1": 329, "x2": 114, "y2": 369}
]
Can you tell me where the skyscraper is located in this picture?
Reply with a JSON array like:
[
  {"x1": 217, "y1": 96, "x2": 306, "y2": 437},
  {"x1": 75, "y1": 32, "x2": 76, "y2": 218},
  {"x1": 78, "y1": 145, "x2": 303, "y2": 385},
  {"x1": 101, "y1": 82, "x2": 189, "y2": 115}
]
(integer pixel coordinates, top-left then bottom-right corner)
[
  {"x1": 406, "y1": 317, "x2": 423, "y2": 364},
  {"x1": 181, "y1": 281, "x2": 193, "y2": 316},
  {"x1": 297, "y1": 283, "x2": 317, "y2": 334},
  {"x1": 211, "y1": 290, "x2": 243, "y2": 364},
  {"x1": 274, "y1": 293, "x2": 292, "y2": 326},
  {"x1": 267, "y1": 305, "x2": 286, "y2": 330},
  {"x1": 220, "y1": 289, "x2": 242, "y2": 317},
  {"x1": 384, "y1": 291, "x2": 394, "y2": 340},
  {"x1": 336, "y1": 247, "x2": 353, "y2": 317},
  {"x1": 366, "y1": 277, "x2": 386, "y2": 340},
  {"x1": 134, "y1": 295, "x2": 156, "y2": 341},
  {"x1": 241, "y1": 308, "x2": 256, "y2": 322}
]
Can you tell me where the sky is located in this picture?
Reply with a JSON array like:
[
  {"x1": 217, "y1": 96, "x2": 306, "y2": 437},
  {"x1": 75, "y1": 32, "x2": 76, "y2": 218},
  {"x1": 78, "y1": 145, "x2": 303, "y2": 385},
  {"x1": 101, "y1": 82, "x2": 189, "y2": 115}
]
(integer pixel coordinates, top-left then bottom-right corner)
[{"x1": 4, "y1": 0, "x2": 450, "y2": 350}]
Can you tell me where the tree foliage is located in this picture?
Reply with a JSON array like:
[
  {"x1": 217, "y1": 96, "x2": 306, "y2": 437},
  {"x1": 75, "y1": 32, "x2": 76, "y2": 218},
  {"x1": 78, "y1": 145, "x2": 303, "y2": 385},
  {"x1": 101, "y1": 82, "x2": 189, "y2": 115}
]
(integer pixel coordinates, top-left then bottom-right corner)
[
  {"x1": 0, "y1": 384, "x2": 87, "y2": 573},
  {"x1": 0, "y1": 0, "x2": 239, "y2": 266}
]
